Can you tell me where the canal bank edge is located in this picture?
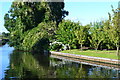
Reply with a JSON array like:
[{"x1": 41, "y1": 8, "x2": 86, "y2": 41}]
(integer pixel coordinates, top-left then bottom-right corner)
[{"x1": 50, "y1": 51, "x2": 120, "y2": 65}]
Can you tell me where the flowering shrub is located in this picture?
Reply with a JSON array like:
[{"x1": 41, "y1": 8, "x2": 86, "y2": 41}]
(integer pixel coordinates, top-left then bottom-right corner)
[{"x1": 50, "y1": 41, "x2": 70, "y2": 51}]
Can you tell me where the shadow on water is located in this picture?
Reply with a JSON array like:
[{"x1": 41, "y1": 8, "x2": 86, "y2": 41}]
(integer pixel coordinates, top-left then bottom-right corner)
[{"x1": 1, "y1": 45, "x2": 120, "y2": 79}]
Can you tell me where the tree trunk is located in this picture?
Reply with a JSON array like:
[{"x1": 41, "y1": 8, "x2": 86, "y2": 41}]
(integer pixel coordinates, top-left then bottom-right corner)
[
  {"x1": 96, "y1": 41, "x2": 102, "y2": 51},
  {"x1": 95, "y1": 48, "x2": 98, "y2": 51},
  {"x1": 116, "y1": 45, "x2": 119, "y2": 56},
  {"x1": 95, "y1": 45, "x2": 98, "y2": 51},
  {"x1": 80, "y1": 44, "x2": 83, "y2": 51}
]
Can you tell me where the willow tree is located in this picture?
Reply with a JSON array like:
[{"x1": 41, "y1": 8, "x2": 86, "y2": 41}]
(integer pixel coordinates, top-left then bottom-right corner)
[
  {"x1": 108, "y1": 5, "x2": 120, "y2": 55},
  {"x1": 4, "y1": 0, "x2": 68, "y2": 53}
]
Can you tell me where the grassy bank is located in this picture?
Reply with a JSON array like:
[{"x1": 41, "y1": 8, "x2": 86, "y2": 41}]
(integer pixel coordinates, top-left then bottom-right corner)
[{"x1": 61, "y1": 49, "x2": 119, "y2": 60}]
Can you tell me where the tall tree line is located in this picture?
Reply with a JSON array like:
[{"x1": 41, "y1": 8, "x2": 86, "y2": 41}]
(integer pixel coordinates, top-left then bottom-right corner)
[
  {"x1": 54, "y1": 8, "x2": 120, "y2": 55},
  {"x1": 4, "y1": 0, "x2": 68, "y2": 53},
  {"x1": 4, "y1": 1, "x2": 119, "y2": 55}
]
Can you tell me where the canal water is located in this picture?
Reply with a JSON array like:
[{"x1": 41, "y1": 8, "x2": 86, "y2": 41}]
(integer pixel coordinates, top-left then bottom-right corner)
[{"x1": 0, "y1": 44, "x2": 120, "y2": 79}]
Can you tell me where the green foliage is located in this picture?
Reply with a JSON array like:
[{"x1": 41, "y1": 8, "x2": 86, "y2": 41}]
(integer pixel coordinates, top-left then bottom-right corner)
[
  {"x1": 56, "y1": 20, "x2": 78, "y2": 49},
  {"x1": 4, "y1": 1, "x2": 119, "y2": 54},
  {"x1": 108, "y1": 6, "x2": 120, "y2": 55},
  {"x1": 52, "y1": 18, "x2": 119, "y2": 51},
  {"x1": 4, "y1": 1, "x2": 68, "y2": 53},
  {"x1": 21, "y1": 22, "x2": 55, "y2": 52},
  {"x1": 75, "y1": 24, "x2": 90, "y2": 50},
  {"x1": 0, "y1": 32, "x2": 9, "y2": 45},
  {"x1": 89, "y1": 21, "x2": 106, "y2": 50},
  {"x1": 108, "y1": 12, "x2": 119, "y2": 45},
  {"x1": 48, "y1": 2, "x2": 69, "y2": 26},
  {"x1": 1, "y1": 32, "x2": 9, "y2": 38}
]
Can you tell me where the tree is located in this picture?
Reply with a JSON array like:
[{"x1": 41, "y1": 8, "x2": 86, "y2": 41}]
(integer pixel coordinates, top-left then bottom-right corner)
[
  {"x1": 75, "y1": 24, "x2": 90, "y2": 51},
  {"x1": 89, "y1": 21, "x2": 106, "y2": 50},
  {"x1": 56, "y1": 20, "x2": 78, "y2": 49},
  {"x1": 4, "y1": 1, "x2": 68, "y2": 53},
  {"x1": 102, "y1": 20, "x2": 115, "y2": 50},
  {"x1": 1, "y1": 32, "x2": 9, "y2": 39},
  {"x1": 108, "y1": 5, "x2": 120, "y2": 55},
  {"x1": 48, "y1": 2, "x2": 69, "y2": 26}
]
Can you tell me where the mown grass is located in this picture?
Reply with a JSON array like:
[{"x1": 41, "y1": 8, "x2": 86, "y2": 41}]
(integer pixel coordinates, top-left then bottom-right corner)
[{"x1": 61, "y1": 49, "x2": 120, "y2": 60}]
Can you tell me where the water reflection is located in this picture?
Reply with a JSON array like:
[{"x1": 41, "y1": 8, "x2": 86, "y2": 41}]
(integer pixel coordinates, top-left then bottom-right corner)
[
  {"x1": 4, "y1": 51, "x2": 50, "y2": 79},
  {"x1": 0, "y1": 44, "x2": 14, "y2": 79},
  {"x1": 88, "y1": 67, "x2": 118, "y2": 78},
  {"x1": 3, "y1": 50, "x2": 120, "y2": 79}
]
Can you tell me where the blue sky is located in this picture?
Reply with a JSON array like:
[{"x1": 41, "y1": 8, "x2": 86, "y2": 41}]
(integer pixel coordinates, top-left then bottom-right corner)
[
  {"x1": 0, "y1": 2, "x2": 12, "y2": 33},
  {"x1": 65, "y1": 2, "x2": 118, "y2": 24},
  {"x1": 0, "y1": 1, "x2": 119, "y2": 33}
]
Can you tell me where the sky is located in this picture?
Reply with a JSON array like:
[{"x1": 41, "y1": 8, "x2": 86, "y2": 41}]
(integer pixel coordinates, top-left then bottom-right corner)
[
  {"x1": 0, "y1": 1, "x2": 119, "y2": 33},
  {"x1": 65, "y1": 2, "x2": 118, "y2": 24}
]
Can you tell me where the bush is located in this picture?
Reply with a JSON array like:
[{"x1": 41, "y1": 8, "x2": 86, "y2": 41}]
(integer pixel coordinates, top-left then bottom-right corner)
[{"x1": 50, "y1": 41, "x2": 70, "y2": 51}]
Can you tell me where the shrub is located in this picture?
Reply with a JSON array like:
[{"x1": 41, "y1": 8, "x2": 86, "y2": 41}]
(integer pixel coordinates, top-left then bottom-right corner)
[{"x1": 50, "y1": 41, "x2": 70, "y2": 51}]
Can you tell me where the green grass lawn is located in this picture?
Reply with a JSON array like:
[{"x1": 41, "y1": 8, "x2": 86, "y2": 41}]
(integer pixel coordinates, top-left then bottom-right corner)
[{"x1": 61, "y1": 49, "x2": 120, "y2": 60}]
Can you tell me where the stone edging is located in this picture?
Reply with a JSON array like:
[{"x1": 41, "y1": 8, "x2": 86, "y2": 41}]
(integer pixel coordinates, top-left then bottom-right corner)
[{"x1": 51, "y1": 51, "x2": 120, "y2": 65}]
